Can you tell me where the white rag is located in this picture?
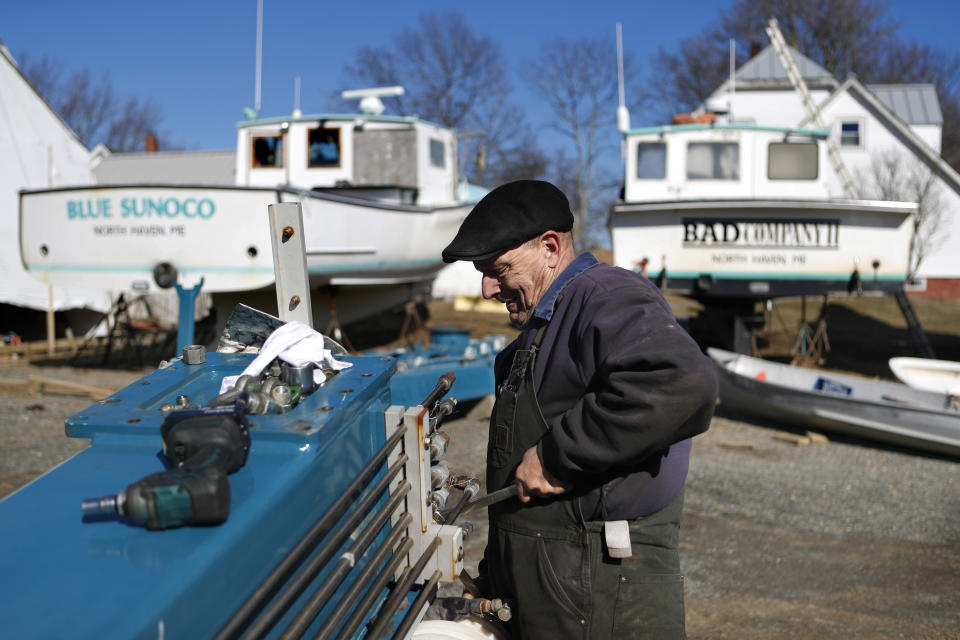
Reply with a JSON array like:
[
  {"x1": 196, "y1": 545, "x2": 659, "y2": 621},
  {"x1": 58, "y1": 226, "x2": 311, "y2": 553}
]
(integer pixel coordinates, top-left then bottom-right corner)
[{"x1": 219, "y1": 321, "x2": 353, "y2": 394}]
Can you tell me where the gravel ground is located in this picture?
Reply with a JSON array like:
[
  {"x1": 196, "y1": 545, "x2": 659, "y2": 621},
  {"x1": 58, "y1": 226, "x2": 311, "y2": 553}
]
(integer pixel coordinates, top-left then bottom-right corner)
[
  {"x1": 0, "y1": 363, "x2": 150, "y2": 497},
  {"x1": 1, "y1": 362, "x2": 957, "y2": 639}
]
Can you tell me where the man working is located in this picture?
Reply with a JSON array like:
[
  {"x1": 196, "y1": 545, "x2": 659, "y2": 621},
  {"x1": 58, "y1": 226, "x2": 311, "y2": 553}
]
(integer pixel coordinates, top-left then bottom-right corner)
[{"x1": 441, "y1": 180, "x2": 717, "y2": 639}]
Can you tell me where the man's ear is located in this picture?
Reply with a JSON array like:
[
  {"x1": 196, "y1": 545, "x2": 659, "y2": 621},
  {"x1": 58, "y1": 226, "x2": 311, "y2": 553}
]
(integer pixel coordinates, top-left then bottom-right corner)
[{"x1": 540, "y1": 231, "x2": 562, "y2": 267}]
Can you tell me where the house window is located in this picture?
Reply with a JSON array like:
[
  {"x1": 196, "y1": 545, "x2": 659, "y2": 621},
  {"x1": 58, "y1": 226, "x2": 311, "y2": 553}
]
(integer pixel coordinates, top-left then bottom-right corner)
[
  {"x1": 687, "y1": 142, "x2": 739, "y2": 180},
  {"x1": 429, "y1": 139, "x2": 445, "y2": 168},
  {"x1": 768, "y1": 142, "x2": 818, "y2": 180},
  {"x1": 308, "y1": 128, "x2": 340, "y2": 167},
  {"x1": 840, "y1": 121, "x2": 861, "y2": 147},
  {"x1": 252, "y1": 135, "x2": 283, "y2": 167},
  {"x1": 636, "y1": 143, "x2": 667, "y2": 179}
]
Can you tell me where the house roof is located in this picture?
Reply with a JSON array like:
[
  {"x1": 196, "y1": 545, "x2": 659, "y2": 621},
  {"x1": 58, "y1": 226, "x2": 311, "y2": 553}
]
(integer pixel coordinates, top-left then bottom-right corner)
[
  {"x1": 866, "y1": 84, "x2": 942, "y2": 125},
  {"x1": 733, "y1": 43, "x2": 837, "y2": 88}
]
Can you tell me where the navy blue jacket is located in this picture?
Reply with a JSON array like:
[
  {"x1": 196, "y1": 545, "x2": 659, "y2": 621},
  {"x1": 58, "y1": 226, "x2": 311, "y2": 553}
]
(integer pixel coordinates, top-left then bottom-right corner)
[{"x1": 494, "y1": 252, "x2": 717, "y2": 519}]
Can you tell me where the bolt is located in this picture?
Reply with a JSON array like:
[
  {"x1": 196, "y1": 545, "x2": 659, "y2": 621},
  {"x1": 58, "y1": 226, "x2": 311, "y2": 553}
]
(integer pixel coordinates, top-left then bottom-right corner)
[
  {"x1": 289, "y1": 295, "x2": 301, "y2": 309},
  {"x1": 182, "y1": 344, "x2": 206, "y2": 365},
  {"x1": 282, "y1": 226, "x2": 295, "y2": 242}
]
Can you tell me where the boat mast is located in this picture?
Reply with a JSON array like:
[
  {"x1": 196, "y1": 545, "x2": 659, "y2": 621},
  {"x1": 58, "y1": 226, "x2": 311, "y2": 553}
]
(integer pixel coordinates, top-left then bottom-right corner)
[
  {"x1": 616, "y1": 23, "x2": 629, "y2": 134},
  {"x1": 616, "y1": 23, "x2": 630, "y2": 188},
  {"x1": 254, "y1": 0, "x2": 263, "y2": 117}
]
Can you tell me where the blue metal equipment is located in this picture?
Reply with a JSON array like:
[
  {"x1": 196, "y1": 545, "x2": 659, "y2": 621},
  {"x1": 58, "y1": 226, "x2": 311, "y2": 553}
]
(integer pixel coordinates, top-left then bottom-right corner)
[
  {"x1": 373, "y1": 328, "x2": 508, "y2": 408},
  {"x1": 173, "y1": 277, "x2": 205, "y2": 354},
  {"x1": 0, "y1": 348, "x2": 473, "y2": 639}
]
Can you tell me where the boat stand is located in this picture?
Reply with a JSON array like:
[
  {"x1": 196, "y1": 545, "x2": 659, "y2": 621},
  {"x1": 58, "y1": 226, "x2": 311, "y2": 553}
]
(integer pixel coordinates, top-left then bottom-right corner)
[
  {"x1": 894, "y1": 289, "x2": 936, "y2": 358},
  {"x1": 782, "y1": 295, "x2": 828, "y2": 366},
  {"x1": 399, "y1": 297, "x2": 429, "y2": 348},
  {"x1": 70, "y1": 293, "x2": 173, "y2": 367},
  {"x1": 323, "y1": 289, "x2": 355, "y2": 353}
]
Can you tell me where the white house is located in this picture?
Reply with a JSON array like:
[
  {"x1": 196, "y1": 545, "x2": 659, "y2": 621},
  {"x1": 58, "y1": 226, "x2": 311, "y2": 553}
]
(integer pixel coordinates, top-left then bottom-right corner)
[{"x1": 706, "y1": 43, "x2": 960, "y2": 298}]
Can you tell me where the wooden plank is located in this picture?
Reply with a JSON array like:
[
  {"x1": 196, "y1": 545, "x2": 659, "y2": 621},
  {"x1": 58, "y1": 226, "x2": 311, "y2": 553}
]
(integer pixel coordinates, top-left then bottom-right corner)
[
  {"x1": 773, "y1": 433, "x2": 811, "y2": 446},
  {"x1": 716, "y1": 440, "x2": 757, "y2": 451},
  {"x1": 0, "y1": 377, "x2": 33, "y2": 395},
  {"x1": 26, "y1": 374, "x2": 117, "y2": 400}
]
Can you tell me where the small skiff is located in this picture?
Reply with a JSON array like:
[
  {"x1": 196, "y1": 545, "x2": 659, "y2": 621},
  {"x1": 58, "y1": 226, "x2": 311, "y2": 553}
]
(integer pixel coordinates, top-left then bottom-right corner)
[
  {"x1": 889, "y1": 356, "x2": 960, "y2": 395},
  {"x1": 708, "y1": 348, "x2": 960, "y2": 458}
]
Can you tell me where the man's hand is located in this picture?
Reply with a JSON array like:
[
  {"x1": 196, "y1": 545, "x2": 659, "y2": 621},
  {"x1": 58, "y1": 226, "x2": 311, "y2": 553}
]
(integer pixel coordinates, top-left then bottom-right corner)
[{"x1": 515, "y1": 445, "x2": 571, "y2": 503}]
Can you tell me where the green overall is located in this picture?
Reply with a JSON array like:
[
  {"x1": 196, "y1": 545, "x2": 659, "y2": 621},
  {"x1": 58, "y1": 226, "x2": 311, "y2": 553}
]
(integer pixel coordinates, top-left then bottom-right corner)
[{"x1": 486, "y1": 321, "x2": 687, "y2": 640}]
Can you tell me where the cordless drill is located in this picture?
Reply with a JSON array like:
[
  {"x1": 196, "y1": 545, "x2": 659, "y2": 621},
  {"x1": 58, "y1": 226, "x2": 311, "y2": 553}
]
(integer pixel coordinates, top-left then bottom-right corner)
[{"x1": 81, "y1": 406, "x2": 251, "y2": 530}]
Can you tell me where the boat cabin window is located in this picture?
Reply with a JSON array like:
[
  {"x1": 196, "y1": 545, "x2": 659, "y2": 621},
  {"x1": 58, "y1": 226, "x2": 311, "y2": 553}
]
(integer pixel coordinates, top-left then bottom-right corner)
[
  {"x1": 252, "y1": 135, "x2": 283, "y2": 168},
  {"x1": 768, "y1": 142, "x2": 818, "y2": 180},
  {"x1": 635, "y1": 143, "x2": 666, "y2": 179},
  {"x1": 308, "y1": 128, "x2": 341, "y2": 167},
  {"x1": 686, "y1": 142, "x2": 739, "y2": 180},
  {"x1": 840, "y1": 121, "x2": 861, "y2": 147},
  {"x1": 429, "y1": 139, "x2": 446, "y2": 168}
]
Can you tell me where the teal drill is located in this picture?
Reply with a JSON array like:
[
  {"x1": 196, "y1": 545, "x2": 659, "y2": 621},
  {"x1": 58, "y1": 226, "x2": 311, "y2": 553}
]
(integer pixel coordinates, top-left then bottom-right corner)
[{"x1": 81, "y1": 407, "x2": 251, "y2": 530}]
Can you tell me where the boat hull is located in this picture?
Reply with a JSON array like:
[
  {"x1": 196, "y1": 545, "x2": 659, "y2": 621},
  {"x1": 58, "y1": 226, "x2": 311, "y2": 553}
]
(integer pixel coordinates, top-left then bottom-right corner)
[
  {"x1": 20, "y1": 185, "x2": 473, "y2": 294},
  {"x1": 708, "y1": 348, "x2": 960, "y2": 457},
  {"x1": 612, "y1": 199, "x2": 914, "y2": 299}
]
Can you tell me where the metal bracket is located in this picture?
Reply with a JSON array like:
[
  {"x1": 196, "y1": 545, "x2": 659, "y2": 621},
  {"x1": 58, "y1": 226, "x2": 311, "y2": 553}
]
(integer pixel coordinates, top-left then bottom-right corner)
[
  {"x1": 424, "y1": 523, "x2": 464, "y2": 582},
  {"x1": 267, "y1": 202, "x2": 313, "y2": 326}
]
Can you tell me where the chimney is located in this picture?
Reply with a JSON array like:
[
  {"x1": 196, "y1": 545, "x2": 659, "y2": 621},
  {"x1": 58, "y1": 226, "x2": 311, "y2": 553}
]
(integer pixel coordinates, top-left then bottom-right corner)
[
  {"x1": 750, "y1": 42, "x2": 762, "y2": 59},
  {"x1": 145, "y1": 133, "x2": 158, "y2": 152}
]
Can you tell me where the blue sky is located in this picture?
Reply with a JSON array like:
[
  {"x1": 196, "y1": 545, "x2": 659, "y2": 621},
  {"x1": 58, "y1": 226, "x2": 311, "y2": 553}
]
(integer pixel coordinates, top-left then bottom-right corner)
[{"x1": 3, "y1": 0, "x2": 958, "y2": 152}]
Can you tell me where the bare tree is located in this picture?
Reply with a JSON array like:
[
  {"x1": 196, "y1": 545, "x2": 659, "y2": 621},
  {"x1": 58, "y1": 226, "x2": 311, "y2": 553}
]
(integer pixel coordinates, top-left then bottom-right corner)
[
  {"x1": 56, "y1": 68, "x2": 116, "y2": 145},
  {"x1": 340, "y1": 10, "x2": 546, "y2": 186},
  {"x1": 105, "y1": 96, "x2": 162, "y2": 152},
  {"x1": 19, "y1": 53, "x2": 163, "y2": 152},
  {"x1": 649, "y1": 0, "x2": 960, "y2": 171},
  {"x1": 523, "y1": 35, "x2": 623, "y2": 249},
  {"x1": 858, "y1": 149, "x2": 946, "y2": 278},
  {"x1": 650, "y1": 35, "x2": 736, "y2": 114}
]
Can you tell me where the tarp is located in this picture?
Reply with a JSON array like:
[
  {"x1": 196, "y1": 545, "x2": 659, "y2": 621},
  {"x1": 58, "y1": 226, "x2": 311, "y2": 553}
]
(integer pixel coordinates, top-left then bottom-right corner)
[{"x1": 0, "y1": 43, "x2": 109, "y2": 313}]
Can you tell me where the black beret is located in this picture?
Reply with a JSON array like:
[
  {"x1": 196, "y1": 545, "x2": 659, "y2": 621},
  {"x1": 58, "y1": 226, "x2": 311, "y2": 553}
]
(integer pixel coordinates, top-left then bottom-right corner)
[{"x1": 442, "y1": 180, "x2": 574, "y2": 263}]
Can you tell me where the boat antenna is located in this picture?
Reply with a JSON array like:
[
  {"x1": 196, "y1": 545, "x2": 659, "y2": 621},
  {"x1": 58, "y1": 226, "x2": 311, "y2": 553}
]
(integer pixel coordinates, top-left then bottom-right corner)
[
  {"x1": 254, "y1": 0, "x2": 263, "y2": 117},
  {"x1": 728, "y1": 38, "x2": 736, "y2": 119},
  {"x1": 293, "y1": 75, "x2": 302, "y2": 117},
  {"x1": 616, "y1": 22, "x2": 630, "y2": 134}
]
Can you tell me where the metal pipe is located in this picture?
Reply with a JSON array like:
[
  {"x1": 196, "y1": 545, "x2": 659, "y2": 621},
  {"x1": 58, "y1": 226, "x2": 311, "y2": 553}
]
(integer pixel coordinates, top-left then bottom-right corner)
[
  {"x1": 364, "y1": 536, "x2": 442, "y2": 640},
  {"x1": 439, "y1": 477, "x2": 480, "y2": 526},
  {"x1": 208, "y1": 374, "x2": 259, "y2": 407},
  {"x1": 419, "y1": 372, "x2": 456, "y2": 412},
  {"x1": 314, "y1": 533, "x2": 414, "y2": 640},
  {"x1": 280, "y1": 488, "x2": 410, "y2": 638},
  {"x1": 390, "y1": 570, "x2": 442, "y2": 640},
  {"x1": 240, "y1": 474, "x2": 411, "y2": 640},
  {"x1": 215, "y1": 427, "x2": 406, "y2": 640}
]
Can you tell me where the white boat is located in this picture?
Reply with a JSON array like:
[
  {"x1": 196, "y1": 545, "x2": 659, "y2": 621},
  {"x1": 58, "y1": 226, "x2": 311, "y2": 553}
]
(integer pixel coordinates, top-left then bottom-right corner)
[
  {"x1": 19, "y1": 87, "x2": 484, "y2": 328},
  {"x1": 708, "y1": 347, "x2": 960, "y2": 458},
  {"x1": 889, "y1": 357, "x2": 960, "y2": 395},
  {"x1": 611, "y1": 122, "x2": 916, "y2": 299}
]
